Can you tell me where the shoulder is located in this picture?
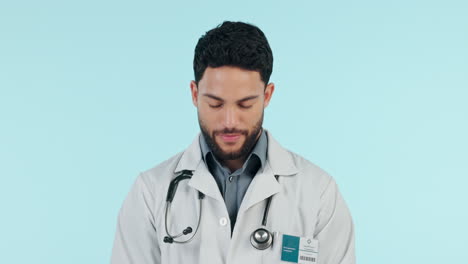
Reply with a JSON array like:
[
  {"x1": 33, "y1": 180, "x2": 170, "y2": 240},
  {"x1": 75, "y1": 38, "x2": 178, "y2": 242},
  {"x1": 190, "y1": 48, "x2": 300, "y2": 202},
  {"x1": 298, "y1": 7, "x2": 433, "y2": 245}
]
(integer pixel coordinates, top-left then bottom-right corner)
[
  {"x1": 286, "y1": 149, "x2": 335, "y2": 196},
  {"x1": 133, "y1": 133, "x2": 202, "y2": 195},
  {"x1": 131, "y1": 151, "x2": 185, "y2": 199},
  {"x1": 139, "y1": 151, "x2": 184, "y2": 190},
  {"x1": 266, "y1": 130, "x2": 334, "y2": 195}
]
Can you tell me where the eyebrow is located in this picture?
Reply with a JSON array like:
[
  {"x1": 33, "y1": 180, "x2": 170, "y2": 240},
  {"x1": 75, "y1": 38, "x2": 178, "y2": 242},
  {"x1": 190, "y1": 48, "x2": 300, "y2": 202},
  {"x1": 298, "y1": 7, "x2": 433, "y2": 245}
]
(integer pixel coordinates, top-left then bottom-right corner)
[{"x1": 202, "y1": 93, "x2": 259, "y2": 103}]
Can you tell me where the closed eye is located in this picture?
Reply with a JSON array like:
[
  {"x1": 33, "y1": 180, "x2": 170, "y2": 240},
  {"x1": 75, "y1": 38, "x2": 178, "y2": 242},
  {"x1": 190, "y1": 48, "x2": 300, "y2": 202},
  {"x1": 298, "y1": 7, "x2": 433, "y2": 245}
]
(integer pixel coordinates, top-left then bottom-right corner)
[
  {"x1": 209, "y1": 104, "x2": 223, "y2": 108},
  {"x1": 239, "y1": 104, "x2": 253, "y2": 109}
]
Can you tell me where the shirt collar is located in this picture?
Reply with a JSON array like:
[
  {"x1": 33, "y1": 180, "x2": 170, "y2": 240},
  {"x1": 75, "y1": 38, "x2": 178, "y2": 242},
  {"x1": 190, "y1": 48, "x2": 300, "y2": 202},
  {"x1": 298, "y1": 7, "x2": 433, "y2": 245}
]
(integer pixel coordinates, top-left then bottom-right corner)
[
  {"x1": 199, "y1": 129, "x2": 268, "y2": 173},
  {"x1": 174, "y1": 129, "x2": 298, "y2": 177}
]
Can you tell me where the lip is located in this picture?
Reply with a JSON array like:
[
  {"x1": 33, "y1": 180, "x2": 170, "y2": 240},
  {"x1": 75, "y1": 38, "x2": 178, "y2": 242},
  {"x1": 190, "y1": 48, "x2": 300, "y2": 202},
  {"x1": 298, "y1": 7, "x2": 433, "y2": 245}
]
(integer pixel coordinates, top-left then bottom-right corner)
[{"x1": 219, "y1": 133, "x2": 242, "y2": 143}]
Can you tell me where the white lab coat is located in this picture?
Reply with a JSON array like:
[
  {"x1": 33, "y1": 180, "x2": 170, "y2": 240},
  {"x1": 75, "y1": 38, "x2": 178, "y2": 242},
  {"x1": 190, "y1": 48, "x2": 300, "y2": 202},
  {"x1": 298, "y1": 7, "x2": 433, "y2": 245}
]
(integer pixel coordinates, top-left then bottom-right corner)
[{"x1": 111, "y1": 130, "x2": 355, "y2": 264}]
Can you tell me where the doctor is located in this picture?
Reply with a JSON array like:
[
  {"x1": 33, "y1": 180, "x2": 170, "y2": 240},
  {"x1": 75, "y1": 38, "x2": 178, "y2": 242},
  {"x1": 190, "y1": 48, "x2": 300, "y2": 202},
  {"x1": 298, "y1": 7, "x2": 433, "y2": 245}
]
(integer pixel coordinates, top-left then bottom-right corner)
[{"x1": 111, "y1": 21, "x2": 355, "y2": 264}]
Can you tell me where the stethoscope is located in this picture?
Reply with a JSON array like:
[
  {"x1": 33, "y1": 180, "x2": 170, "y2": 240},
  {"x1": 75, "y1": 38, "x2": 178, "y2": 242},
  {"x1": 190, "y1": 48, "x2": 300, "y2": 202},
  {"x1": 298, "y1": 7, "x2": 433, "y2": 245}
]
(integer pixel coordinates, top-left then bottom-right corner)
[{"x1": 163, "y1": 169, "x2": 278, "y2": 250}]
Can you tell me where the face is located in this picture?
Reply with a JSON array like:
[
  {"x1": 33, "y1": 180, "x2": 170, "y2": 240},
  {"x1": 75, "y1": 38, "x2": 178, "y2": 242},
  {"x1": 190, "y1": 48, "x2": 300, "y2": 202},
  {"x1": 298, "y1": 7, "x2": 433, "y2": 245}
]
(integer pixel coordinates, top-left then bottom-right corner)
[{"x1": 190, "y1": 66, "x2": 274, "y2": 161}]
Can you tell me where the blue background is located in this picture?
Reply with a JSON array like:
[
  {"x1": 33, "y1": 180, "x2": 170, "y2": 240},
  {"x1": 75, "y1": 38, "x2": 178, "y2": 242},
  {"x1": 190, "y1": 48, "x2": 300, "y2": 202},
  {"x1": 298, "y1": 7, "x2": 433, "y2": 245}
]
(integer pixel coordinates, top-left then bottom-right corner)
[{"x1": 1, "y1": 0, "x2": 467, "y2": 263}]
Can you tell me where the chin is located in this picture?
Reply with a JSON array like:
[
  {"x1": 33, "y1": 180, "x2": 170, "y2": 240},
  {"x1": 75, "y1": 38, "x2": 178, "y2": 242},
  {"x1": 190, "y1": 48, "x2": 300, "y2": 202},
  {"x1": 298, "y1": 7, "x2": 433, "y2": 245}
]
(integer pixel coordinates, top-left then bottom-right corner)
[{"x1": 218, "y1": 144, "x2": 239, "y2": 152}]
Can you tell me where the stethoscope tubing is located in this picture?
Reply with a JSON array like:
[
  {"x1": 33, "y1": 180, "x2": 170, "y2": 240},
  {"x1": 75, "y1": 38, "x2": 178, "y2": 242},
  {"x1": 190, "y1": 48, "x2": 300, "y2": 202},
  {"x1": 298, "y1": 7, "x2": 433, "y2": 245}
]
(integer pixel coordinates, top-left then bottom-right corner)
[
  {"x1": 164, "y1": 170, "x2": 278, "y2": 250},
  {"x1": 164, "y1": 197, "x2": 203, "y2": 243}
]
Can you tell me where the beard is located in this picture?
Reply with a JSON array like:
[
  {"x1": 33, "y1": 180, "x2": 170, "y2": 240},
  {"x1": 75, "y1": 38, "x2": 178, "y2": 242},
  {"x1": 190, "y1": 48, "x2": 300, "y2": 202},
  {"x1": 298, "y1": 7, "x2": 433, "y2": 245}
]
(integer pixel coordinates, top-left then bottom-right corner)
[{"x1": 198, "y1": 112, "x2": 264, "y2": 161}]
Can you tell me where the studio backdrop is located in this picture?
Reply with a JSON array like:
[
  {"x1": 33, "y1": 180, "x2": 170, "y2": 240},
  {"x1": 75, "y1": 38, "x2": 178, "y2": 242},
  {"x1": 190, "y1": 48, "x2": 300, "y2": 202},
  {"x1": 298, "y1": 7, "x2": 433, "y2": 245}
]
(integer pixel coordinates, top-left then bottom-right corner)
[{"x1": 0, "y1": 0, "x2": 467, "y2": 263}]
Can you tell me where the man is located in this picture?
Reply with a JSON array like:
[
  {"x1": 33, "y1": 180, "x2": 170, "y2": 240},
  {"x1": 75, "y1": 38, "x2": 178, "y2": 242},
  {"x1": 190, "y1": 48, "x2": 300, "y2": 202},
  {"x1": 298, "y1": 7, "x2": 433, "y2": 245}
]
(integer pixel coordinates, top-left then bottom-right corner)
[{"x1": 111, "y1": 21, "x2": 355, "y2": 264}]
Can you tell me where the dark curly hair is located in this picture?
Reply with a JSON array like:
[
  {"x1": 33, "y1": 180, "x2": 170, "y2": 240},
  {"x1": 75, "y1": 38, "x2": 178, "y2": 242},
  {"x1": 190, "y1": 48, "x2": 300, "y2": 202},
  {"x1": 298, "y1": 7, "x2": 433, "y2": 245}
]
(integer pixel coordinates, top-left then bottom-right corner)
[{"x1": 193, "y1": 21, "x2": 273, "y2": 87}]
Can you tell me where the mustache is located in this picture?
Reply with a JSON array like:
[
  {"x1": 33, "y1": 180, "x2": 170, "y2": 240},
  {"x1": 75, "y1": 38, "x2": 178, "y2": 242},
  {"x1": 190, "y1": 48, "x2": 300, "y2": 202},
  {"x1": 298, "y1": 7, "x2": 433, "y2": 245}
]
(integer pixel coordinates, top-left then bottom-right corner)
[{"x1": 213, "y1": 129, "x2": 248, "y2": 135}]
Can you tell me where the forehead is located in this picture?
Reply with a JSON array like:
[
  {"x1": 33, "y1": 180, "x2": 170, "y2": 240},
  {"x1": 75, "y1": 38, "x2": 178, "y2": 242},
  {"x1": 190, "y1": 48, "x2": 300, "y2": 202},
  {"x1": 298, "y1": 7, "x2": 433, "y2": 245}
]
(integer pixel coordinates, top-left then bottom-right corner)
[{"x1": 198, "y1": 66, "x2": 264, "y2": 98}]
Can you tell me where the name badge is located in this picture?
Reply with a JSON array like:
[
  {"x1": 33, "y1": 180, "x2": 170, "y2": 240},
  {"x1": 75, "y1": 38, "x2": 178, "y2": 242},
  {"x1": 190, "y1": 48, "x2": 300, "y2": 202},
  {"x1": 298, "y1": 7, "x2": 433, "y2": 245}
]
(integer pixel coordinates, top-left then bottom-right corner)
[{"x1": 281, "y1": 234, "x2": 318, "y2": 264}]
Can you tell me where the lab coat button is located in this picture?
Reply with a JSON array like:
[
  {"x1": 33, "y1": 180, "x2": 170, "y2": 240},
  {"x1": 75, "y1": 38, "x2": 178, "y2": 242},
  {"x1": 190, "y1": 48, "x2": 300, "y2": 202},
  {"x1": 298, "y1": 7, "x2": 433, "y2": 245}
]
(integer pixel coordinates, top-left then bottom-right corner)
[{"x1": 219, "y1": 217, "x2": 228, "y2": 226}]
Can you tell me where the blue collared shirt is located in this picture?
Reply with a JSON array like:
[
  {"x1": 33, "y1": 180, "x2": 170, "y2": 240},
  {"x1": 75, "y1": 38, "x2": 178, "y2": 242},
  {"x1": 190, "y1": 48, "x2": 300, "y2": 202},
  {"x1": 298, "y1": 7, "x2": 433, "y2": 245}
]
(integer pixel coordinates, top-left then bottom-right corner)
[{"x1": 199, "y1": 129, "x2": 268, "y2": 231}]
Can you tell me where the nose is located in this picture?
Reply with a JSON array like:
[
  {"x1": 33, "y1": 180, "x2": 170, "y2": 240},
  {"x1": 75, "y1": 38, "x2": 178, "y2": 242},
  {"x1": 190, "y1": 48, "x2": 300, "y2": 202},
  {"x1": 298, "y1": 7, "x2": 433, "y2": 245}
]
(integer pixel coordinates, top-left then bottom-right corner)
[{"x1": 222, "y1": 106, "x2": 239, "y2": 128}]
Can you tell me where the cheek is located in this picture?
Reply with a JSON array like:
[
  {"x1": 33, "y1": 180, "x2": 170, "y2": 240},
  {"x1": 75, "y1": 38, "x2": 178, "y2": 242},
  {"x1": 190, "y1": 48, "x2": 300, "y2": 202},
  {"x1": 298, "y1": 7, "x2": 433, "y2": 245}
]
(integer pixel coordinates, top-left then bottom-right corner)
[
  {"x1": 199, "y1": 107, "x2": 220, "y2": 124},
  {"x1": 246, "y1": 107, "x2": 263, "y2": 124}
]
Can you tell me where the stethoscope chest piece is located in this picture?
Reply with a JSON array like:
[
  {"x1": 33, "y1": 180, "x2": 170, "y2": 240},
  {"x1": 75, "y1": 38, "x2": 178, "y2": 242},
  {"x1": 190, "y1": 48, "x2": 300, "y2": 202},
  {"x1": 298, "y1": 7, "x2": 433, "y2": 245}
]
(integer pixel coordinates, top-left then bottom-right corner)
[{"x1": 250, "y1": 227, "x2": 273, "y2": 250}]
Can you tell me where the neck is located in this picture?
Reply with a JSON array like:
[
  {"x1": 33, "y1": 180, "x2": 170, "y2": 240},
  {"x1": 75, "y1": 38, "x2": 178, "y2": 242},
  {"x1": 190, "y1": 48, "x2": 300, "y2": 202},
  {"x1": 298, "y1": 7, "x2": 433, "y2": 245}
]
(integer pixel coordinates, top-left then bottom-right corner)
[{"x1": 222, "y1": 159, "x2": 245, "y2": 173}]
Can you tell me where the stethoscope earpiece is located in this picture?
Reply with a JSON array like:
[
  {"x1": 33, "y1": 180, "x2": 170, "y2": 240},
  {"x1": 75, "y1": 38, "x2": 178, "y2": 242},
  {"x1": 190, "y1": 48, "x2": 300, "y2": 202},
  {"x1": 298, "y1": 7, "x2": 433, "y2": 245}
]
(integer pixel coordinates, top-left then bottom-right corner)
[
  {"x1": 250, "y1": 227, "x2": 273, "y2": 250},
  {"x1": 183, "y1": 227, "x2": 193, "y2": 235},
  {"x1": 163, "y1": 236, "x2": 174, "y2": 243}
]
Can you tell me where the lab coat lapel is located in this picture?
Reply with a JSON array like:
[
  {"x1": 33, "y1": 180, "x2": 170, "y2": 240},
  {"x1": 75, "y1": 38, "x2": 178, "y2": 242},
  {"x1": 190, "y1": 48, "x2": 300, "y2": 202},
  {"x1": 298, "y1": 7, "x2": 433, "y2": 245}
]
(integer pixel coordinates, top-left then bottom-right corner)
[
  {"x1": 174, "y1": 134, "x2": 224, "y2": 202},
  {"x1": 237, "y1": 130, "x2": 299, "y2": 215},
  {"x1": 174, "y1": 134, "x2": 201, "y2": 173},
  {"x1": 237, "y1": 161, "x2": 280, "y2": 216},
  {"x1": 173, "y1": 130, "x2": 299, "y2": 207},
  {"x1": 188, "y1": 161, "x2": 224, "y2": 202},
  {"x1": 265, "y1": 130, "x2": 299, "y2": 177}
]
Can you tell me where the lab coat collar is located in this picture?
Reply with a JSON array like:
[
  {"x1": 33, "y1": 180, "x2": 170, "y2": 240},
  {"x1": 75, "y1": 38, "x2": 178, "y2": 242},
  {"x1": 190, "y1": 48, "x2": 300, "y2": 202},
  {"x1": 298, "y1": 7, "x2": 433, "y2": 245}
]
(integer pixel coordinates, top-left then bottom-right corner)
[
  {"x1": 174, "y1": 129, "x2": 298, "y2": 201},
  {"x1": 174, "y1": 129, "x2": 298, "y2": 176}
]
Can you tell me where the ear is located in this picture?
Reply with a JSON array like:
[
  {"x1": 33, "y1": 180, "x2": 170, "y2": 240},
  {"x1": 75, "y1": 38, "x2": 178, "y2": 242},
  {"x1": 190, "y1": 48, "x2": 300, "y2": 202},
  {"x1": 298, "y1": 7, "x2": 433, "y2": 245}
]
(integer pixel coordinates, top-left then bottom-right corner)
[
  {"x1": 190, "y1": 80, "x2": 198, "y2": 107},
  {"x1": 263, "y1": 82, "x2": 275, "y2": 108}
]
